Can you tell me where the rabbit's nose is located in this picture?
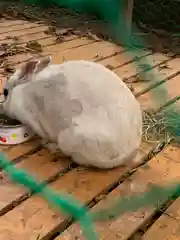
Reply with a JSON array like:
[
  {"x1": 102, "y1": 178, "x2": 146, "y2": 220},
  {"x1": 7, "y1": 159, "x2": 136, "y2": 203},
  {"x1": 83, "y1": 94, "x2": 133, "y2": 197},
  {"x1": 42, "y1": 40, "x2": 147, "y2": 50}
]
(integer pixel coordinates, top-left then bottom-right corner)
[{"x1": 3, "y1": 88, "x2": 8, "y2": 97}]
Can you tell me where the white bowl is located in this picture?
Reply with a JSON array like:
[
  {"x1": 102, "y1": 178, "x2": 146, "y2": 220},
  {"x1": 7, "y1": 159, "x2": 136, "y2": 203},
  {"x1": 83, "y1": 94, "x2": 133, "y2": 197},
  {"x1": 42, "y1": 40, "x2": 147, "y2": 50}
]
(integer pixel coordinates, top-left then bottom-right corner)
[{"x1": 0, "y1": 115, "x2": 35, "y2": 145}]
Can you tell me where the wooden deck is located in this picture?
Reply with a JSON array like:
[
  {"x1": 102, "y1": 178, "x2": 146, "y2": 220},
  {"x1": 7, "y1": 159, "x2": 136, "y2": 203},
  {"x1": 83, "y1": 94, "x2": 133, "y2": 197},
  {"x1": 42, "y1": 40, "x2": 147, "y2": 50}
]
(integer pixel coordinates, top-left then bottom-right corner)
[{"x1": 0, "y1": 14, "x2": 180, "y2": 240}]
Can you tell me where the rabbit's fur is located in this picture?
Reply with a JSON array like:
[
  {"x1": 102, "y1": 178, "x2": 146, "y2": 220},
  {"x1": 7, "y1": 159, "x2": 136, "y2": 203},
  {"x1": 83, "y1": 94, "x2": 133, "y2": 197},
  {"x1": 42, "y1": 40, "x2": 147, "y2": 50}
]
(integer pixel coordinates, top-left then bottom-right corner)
[{"x1": 2, "y1": 57, "x2": 142, "y2": 169}]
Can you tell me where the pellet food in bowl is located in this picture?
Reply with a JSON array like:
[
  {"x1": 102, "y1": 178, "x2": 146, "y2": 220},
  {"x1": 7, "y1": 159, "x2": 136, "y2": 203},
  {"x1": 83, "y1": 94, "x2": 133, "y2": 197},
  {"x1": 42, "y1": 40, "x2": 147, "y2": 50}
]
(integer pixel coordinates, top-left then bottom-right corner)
[{"x1": 0, "y1": 114, "x2": 35, "y2": 145}]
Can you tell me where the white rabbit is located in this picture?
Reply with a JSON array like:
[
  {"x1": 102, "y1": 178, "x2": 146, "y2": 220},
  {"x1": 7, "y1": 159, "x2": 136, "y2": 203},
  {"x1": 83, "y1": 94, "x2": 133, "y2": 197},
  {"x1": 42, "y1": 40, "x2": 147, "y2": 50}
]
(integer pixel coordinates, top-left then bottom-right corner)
[{"x1": 2, "y1": 56, "x2": 142, "y2": 169}]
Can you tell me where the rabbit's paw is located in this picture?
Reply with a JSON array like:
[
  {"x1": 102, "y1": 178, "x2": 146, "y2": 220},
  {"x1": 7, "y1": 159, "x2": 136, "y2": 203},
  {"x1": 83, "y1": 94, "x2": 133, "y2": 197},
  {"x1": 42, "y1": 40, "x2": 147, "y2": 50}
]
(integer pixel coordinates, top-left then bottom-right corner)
[{"x1": 41, "y1": 139, "x2": 68, "y2": 158}]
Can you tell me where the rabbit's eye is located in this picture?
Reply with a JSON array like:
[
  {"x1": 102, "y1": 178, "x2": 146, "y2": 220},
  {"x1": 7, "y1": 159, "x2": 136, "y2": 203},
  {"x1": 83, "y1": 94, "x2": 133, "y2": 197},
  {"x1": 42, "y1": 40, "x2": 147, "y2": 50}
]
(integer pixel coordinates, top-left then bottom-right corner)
[{"x1": 3, "y1": 88, "x2": 8, "y2": 97}]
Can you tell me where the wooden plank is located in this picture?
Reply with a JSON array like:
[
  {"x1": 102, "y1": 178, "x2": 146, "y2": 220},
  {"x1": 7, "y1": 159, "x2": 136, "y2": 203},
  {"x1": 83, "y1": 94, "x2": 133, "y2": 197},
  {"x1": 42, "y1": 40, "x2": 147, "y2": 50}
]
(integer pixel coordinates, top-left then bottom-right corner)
[
  {"x1": 11, "y1": 36, "x2": 94, "y2": 60},
  {"x1": 125, "y1": 0, "x2": 134, "y2": 37},
  {"x1": 138, "y1": 73, "x2": 180, "y2": 110},
  {"x1": 143, "y1": 214, "x2": 179, "y2": 240},
  {"x1": 3, "y1": 138, "x2": 41, "y2": 160},
  {"x1": 0, "y1": 29, "x2": 77, "y2": 46},
  {"x1": 0, "y1": 22, "x2": 43, "y2": 34},
  {"x1": 58, "y1": 144, "x2": 180, "y2": 240},
  {"x1": 99, "y1": 50, "x2": 150, "y2": 70},
  {"x1": 144, "y1": 172, "x2": 180, "y2": 238},
  {"x1": 0, "y1": 145, "x2": 12, "y2": 152},
  {"x1": 114, "y1": 53, "x2": 170, "y2": 81},
  {"x1": 133, "y1": 58, "x2": 180, "y2": 96},
  {"x1": 158, "y1": 144, "x2": 180, "y2": 162},
  {"x1": 0, "y1": 25, "x2": 47, "y2": 40},
  {"x1": 0, "y1": 148, "x2": 71, "y2": 215},
  {"x1": 0, "y1": 144, "x2": 153, "y2": 240},
  {"x1": 0, "y1": 138, "x2": 40, "y2": 160},
  {"x1": 52, "y1": 41, "x2": 123, "y2": 63},
  {"x1": 49, "y1": 41, "x2": 150, "y2": 78},
  {"x1": 0, "y1": 20, "x2": 28, "y2": 28},
  {"x1": 163, "y1": 197, "x2": 180, "y2": 220},
  {"x1": 112, "y1": 56, "x2": 180, "y2": 111}
]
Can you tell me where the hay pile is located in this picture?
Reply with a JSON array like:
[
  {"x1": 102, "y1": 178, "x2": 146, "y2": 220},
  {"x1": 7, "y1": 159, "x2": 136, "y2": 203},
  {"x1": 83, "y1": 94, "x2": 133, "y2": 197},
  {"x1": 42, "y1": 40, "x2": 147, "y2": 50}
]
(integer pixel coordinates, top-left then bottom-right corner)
[{"x1": 142, "y1": 109, "x2": 180, "y2": 143}]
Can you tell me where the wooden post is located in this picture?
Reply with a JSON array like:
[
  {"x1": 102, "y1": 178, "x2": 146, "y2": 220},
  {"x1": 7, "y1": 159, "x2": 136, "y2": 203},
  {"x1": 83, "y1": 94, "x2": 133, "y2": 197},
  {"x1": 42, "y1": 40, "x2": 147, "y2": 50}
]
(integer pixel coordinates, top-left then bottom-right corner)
[{"x1": 125, "y1": 0, "x2": 134, "y2": 39}]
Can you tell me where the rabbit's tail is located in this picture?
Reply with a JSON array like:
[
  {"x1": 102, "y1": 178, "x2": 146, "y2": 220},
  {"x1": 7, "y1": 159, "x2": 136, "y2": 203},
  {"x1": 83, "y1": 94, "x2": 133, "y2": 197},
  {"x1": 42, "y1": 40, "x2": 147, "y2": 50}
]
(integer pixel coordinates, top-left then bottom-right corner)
[
  {"x1": 71, "y1": 142, "x2": 138, "y2": 169},
  {"x1": 94, "y1": 147, "x2": 139, "y2": 169},
  {"x1": 70, "y1": 129, "x2": 139, "y2": 169}
]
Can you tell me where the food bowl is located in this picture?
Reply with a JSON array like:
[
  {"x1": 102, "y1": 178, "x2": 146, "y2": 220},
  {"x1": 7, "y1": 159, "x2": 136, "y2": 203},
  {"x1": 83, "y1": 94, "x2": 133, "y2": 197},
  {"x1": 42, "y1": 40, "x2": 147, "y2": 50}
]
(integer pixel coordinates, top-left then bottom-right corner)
[{"x1": 0, "y1": 114, "x2": 35, "y2": 145}]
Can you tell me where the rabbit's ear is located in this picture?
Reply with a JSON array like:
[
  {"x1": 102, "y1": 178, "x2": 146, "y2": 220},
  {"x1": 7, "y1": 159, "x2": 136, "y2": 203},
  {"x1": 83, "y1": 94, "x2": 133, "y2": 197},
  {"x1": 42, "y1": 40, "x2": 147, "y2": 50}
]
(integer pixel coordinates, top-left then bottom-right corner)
[
  {"x1": 17, "y1": 60, "x2": 39, "y2": 82},
  {"x1": 34, "y1": 56, "x2": 52, "y2": 74}
]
